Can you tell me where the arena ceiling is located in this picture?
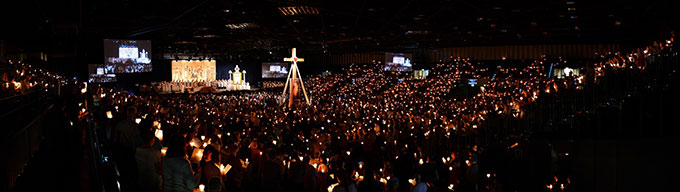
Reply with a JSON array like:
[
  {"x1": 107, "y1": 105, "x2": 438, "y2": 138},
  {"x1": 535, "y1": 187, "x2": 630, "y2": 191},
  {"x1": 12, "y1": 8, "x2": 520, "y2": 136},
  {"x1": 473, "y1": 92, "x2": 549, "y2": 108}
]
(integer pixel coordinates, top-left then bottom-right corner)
[{"x1": 2, "y1": 0, "x2": 679, "y2": 59}]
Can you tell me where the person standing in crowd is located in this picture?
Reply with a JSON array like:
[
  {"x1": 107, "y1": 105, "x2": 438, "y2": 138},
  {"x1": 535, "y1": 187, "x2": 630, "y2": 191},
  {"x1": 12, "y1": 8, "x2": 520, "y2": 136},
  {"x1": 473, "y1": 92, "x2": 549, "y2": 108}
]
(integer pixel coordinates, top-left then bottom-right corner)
[
  {"x1": 261, "y1": 149, "x2": 284, "y2": 192},
  {"x1": 112, "y1": 106, "x2": 140, "y2": 190},
  {"x1": 222, "y1": 143, "x2": 245, "y2": 192},
  {"x1": 199, "y1": 145, "x2": 220, "y2": 185},
  {"x1": 358, "y1": 169, "x2": 385, "y2": 192},
  {"x1": 332, "y1": 169, "x2": 357, "y2": 192},
  {"x1": 135, "y1": 128, "x2": 162, "y2": 192},
  {"x1": 163, "y1": 135, "x2": 198, "y2": 192}
]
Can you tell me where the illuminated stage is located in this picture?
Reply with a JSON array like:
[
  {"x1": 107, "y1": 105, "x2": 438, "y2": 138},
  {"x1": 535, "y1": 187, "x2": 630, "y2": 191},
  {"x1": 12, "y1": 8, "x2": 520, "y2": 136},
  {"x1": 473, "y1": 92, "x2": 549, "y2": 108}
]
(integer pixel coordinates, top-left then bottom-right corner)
[
  {"x1": 171, "y1": 60, "x2": 216, "y2": 82},
  {"x1": 155, "y1": 60, "x2": 250, "y2": 93}
]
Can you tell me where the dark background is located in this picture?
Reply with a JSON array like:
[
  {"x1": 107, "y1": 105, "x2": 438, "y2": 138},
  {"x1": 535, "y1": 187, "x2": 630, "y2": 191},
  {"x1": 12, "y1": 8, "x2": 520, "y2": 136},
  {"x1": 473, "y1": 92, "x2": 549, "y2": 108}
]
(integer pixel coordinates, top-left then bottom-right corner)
[{"x1": 2, "y1": 0, "x2": 679, "y2": 82}]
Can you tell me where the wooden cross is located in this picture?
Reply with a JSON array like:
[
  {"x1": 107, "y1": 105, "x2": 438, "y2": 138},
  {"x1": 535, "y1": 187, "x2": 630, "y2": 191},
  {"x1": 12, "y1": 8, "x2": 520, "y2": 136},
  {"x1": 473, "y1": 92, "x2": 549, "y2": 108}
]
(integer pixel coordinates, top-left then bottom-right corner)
[
  {"x1": 283, "y1": 48, "x2": 304, "y2": 64},
  {"x1": 282, "y1": 48, "x2": 310, "y2": 107}
]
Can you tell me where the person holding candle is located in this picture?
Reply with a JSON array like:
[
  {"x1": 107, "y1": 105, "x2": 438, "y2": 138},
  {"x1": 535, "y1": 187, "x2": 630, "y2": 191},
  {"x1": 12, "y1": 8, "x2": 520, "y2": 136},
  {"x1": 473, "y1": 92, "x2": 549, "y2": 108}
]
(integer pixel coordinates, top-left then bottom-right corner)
[
  {"x1": 222, "y1": 143, "x2": 245, "y2": 192},
  {"x1": 332, "y1": 169, "x2": 357, "y2": 192},
  {"x1": 199, "y1": 145, "x2": 220, "y2": 186},
  {"x1": 163, "y1": 135, "x2": 199, "y2": 192},
  {"x1": 261, "y1": 149, "x2": 284, "y2": 192},
  {"x1": 358, "y1": 169, "x2": 384, "y2": 192},
  {"x1": 135, "y1": 129, "x2": 162, "y2": 192}
]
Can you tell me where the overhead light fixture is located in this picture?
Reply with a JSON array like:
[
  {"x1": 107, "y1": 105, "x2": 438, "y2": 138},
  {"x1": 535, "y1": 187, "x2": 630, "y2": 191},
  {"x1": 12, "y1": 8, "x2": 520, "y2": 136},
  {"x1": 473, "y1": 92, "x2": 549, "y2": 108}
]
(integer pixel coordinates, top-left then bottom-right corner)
[
  {"x1": 226, "y1": 23, "x2": 257, "y2": 29},
  {"x1": 193, "y1": 34, "x2": 218, "y2": 39},
  {"x1": 278, "y1": 6, "x2": 320, "y2": 16}
]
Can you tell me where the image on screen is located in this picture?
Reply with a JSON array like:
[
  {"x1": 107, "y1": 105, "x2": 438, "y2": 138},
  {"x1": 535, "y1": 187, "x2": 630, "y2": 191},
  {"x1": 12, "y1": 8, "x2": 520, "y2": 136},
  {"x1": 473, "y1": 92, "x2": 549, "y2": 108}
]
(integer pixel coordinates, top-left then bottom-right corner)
[
  {"x1": 104, "y1": 39, "x2": 152, "y2": 73},
  {"x1": 88, "y1": 64, "x2": 117, "y2": 83},
  {"x1": 384, "y1": 52, "x2": 413, "y2": 71},
  {"x1": 262, "y1": 62, "x2": 290, "y2": 78}
]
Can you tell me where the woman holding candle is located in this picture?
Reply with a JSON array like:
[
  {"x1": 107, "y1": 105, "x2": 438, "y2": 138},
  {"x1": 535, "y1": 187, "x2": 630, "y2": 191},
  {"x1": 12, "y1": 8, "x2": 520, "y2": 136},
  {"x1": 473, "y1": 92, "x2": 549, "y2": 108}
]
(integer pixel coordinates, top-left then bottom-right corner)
[
  {"x1": 163, "y1": 135, "x2": 199, "y2": 192},
  {"x1": 135, "y1": 128, "x2": 162, "y2": 192}
]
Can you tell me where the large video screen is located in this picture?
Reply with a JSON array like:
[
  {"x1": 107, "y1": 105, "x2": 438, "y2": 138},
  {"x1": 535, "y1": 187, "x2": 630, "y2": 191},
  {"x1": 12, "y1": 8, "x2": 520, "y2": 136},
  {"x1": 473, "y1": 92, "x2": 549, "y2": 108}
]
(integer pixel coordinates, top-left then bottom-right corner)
[
  {"x1": 261, "y1": 62, "x2": 290, "y2": 78},
  {"x1": 384, "y1": 52, "x2": 413, "y2": 71},
  {"x1": 104, "y1": 39, "x2": 152, "y2": 73},
  {"x1": 88, "y1": 64, "x2": 117, "y2": 83}
]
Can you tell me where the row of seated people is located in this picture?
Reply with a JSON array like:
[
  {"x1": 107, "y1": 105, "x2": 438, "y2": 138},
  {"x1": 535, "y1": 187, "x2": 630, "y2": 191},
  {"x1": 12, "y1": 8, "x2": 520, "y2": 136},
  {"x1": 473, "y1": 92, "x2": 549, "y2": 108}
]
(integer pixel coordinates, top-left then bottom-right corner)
[{"x1": 150, "y1": 80, "x2": 251, "y2": 93}]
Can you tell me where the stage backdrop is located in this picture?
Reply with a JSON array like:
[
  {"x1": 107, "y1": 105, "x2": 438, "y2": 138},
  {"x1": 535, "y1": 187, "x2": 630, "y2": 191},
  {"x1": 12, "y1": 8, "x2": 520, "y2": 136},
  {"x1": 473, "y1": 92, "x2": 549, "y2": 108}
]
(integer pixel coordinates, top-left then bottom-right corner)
[{"x1": 171, "y1": 60, "x2": 216, "y2": 81}]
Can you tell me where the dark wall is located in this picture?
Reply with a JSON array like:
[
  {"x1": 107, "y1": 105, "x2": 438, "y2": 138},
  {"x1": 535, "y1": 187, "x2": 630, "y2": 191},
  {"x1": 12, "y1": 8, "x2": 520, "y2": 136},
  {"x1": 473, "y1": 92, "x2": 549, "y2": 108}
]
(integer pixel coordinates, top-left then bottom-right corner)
[{"x1": 216, "y1": 60, "x2": 262, "y2": 86}]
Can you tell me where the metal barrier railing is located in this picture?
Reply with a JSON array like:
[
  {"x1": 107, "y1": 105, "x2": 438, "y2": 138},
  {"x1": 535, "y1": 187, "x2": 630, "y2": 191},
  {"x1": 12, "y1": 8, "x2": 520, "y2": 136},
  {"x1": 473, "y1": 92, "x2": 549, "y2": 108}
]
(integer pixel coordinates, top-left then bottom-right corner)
[{"x1": 1, "y1": 89, "x2": 52, "y2": 190}]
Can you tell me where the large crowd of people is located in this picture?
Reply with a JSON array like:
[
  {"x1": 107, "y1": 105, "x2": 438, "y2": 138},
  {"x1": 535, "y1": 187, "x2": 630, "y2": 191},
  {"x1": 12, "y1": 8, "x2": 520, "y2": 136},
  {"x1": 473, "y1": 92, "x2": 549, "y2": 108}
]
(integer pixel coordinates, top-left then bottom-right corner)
[
  {"x1": 86, "y1": 35, "x2": 675, "y2": 192},
  {"x1": 261, "y1": 81, "x2": 285, "y2": 89},
  {"x1": 0, "y1": 60, "x2": 62, "y2": 97},
  {"x1": 148, "y1": 80, "x2": 251, "y2": 94}
]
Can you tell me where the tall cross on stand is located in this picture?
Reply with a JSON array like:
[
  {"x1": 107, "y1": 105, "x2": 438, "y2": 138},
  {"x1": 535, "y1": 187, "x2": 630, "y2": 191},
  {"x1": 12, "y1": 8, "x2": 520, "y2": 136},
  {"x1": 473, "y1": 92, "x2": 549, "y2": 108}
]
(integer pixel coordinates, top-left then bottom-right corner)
[{"x1": 281, "y1": 48, "x2": 310, "y2": 107}]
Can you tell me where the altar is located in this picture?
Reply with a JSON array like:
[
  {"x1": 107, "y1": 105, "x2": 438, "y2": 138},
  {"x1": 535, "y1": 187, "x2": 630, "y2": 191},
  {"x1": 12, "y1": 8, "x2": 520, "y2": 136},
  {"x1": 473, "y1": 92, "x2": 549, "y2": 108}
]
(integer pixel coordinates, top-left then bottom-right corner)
[
  {"x1": 215, "y1": 65, "x2": 250, "y2": 91},
  {"x1": 157, "y1": 63, "x2": 250, "y2": 94}
]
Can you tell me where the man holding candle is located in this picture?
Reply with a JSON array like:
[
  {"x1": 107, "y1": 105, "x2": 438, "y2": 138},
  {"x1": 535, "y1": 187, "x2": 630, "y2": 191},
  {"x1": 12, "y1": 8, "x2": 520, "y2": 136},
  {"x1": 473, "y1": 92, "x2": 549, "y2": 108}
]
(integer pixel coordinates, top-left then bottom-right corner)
[
  {"x1": 222, "y1": 143, "x2": 245, "y2": 192},
  {"x1": 199, "y1": 145, "x2": 220, "y2": 186}
]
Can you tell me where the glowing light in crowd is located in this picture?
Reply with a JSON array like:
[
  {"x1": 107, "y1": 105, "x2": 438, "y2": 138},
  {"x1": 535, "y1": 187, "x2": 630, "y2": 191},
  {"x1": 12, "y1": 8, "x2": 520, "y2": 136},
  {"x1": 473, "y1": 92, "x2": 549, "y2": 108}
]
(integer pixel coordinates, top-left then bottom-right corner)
[
  {"x1": 327, "y1": 183, "x2": 339, "y2": 192},
  {"x1": 408, "y1": 179, "x2": 417, "y2": 186},
  {"x1": 155, "y1": 129, "x2": 163, "y2": 142}
]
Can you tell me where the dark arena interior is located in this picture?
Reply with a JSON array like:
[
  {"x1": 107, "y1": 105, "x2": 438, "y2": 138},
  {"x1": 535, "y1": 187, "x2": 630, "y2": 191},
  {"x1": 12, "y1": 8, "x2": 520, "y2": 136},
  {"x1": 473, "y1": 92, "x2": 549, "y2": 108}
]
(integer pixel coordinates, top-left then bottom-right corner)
[{"x1": 1, "y1": 0, "x2": 680, "y2": 191}]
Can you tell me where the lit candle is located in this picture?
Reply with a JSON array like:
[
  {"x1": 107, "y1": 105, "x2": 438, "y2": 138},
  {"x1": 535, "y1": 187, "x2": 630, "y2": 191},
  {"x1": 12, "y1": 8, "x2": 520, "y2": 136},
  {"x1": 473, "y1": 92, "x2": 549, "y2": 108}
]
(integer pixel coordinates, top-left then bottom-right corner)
[
  {"x1": 135, "y1": 118, "x2": 141, "y2": 124},
  {"x1": 408, "y1": 179, "x2": 416, "y2": 186},
  {"x1": 219, "y1": 164, "x2": 232, "y2": 175},
  {"x1": 199, "y1": 184, "x2": 205, "y2": 192},
  {"x1": 161, "y1": 147, "x2": 167, "y2": 157},
  {"x1": 155, "y1": 129, "x2": 164, "y2": 142},
  {"x1": 327, "y1": 183, "x2": 339, "y2": 192},
  {"x1": 190, "y1": 148, "x2": 204, "y2": 163}
]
